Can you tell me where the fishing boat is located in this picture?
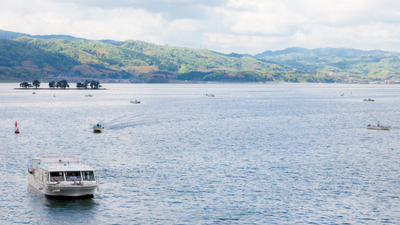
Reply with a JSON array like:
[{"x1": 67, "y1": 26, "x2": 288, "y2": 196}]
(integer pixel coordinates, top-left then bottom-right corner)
[
  {"x1": 130, "y1": 100, "x2": 141, "y2": 104},
  {"x1": 93, "y1": 124, "x2": 104, "y2": 133},
  {"x1": 363, "y1": 98, "x2": 374, "y2": 102},
  {"x1": 28, "y1": 156, "x2": 99, "y2": 198},
  {"x1": 367, "y1": 123, "x2": 390, "y2": 130}
]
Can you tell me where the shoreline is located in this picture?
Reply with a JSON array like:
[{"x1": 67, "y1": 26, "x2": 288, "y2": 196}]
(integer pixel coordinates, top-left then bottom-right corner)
[{"x1": 14, "y1": 88, "x2": 107, "y2": 90}]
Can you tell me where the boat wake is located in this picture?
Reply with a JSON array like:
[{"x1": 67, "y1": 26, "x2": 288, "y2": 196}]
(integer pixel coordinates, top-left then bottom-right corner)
[
  {"x1": 97, "y1": 114, "x2": 156, "y2": 130},
  {"x1": 105, "y1": 120, "x2": 152, "y2": 130}
]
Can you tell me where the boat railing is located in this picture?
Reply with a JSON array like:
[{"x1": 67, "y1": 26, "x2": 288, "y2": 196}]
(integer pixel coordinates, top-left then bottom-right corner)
[
  {"x1": 37, "y1": 161, "x2": 83, "y2": 169},
  {"x1": 32, "y1": 156, "x2": 81, "y2": 165},
  {"x1": 47, "y1": 177, "x2": 98, "y2": 186}
]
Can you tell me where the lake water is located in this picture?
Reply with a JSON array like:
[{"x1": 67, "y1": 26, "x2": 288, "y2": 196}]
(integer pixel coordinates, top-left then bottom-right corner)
[{"x1": 1, "y1": 83, "x2": 400, "y2": 224}]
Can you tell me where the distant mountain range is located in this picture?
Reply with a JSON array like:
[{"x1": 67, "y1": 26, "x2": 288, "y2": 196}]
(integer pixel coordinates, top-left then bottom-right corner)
[
  {"x1": 254, "y1": 47, "x2": 400, "y2": 82},
  {"x1": 0, "y1": 29, "x2": 86, "y2": 41},
  {"x1": 1, "y1": 29, "x2": 399, "y2": 83},
  {"x1": 255, "y1": 47, "x2": 389, "y2": 58}
]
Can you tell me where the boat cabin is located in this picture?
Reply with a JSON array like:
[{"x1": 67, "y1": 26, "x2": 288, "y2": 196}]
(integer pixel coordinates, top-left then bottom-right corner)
[
  {"x1": 30, "y1": 157, "x2": 97, "y2": 183},
  {"x1": 49, "y1": 171, "x2": 95, "y2": 182}
]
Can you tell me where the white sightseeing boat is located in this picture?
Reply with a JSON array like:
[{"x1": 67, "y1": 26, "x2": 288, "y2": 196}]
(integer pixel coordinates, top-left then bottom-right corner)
[
  {"x1": 28, "y1": 157, "x2": 99, "y2": 197},
  {"x1": 28, "y1": 156, "x2": 99, "y2": 198}
]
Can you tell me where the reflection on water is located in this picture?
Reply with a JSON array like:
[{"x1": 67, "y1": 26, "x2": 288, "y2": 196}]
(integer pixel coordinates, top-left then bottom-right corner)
[
  {"x1": 42, "y1": 197, "x2": 98, "y2": 210},
  {"x1": 26, "y1": 192, "x2": 99, "y2": 225}
]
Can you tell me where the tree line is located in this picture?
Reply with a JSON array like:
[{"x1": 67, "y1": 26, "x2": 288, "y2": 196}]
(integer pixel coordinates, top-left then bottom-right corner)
[
  {"x1": 76, "y1": 80, "x2": 102, "y2": 89},
  {"x1": 19, "y1": 80, "x2": 102, "y2": 89}
]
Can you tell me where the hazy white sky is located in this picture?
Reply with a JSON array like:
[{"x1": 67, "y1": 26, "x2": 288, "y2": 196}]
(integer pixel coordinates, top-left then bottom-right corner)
[{"x1": 1, "y1": 0, "x2": 400, "y2": 54}]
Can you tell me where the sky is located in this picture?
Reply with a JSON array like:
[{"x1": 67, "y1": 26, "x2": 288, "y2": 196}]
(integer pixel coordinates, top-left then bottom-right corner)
[{"x1": 1, "y1": 0, "x2": 400, "y2": 54}]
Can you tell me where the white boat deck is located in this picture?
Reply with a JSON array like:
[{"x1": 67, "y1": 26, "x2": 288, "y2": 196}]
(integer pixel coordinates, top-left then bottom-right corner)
[{"x1": 33, "y1": 156, "x2": 95, "y2": 171}]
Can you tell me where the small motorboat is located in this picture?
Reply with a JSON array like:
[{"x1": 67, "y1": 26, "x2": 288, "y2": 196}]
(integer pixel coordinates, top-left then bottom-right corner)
[
  {"x1": 205, "y1": 94, "x2": 215, "y2": 97},
  {"x1": 130, "y1": 100, "x2": 141, "y2": 104},
  {"x1": 93, "y1": 124, "x2": 104, "y2": 133},
  {"x1": 367, "y1": 123, "x2": 390, "y2": 130},
  {"x1": 32, "y1": 92, "x2": 36, "y2": 94},
  {"x1": 28, "y1": 156, "x2": 99, "y2": 198},
  {"x1": 363, "y1": 98, "x2": 374, "y2": 102},
  {"x1": 85, "y1": 94, "x2": 93, "y2": 97}
]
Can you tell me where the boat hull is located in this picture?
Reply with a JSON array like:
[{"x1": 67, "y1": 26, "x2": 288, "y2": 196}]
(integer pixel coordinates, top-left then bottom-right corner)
[
  {"x1": 93, "y1": 127, "x2": 104, "y2": 133},
  {"x1": 28, "y1": 173, "x2": 98, "y2": 197},
  {"x1": 367, "y1": 126, "x2": 390, "y2": 130}
]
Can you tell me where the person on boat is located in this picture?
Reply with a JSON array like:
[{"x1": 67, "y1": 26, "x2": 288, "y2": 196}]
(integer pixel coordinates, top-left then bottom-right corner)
[
  {"x1": 97, "y1": 123, "x2": 100, "y2": 127},
  {"x1": 377, "y1": 122, "x2": 380, "y2": 127}
]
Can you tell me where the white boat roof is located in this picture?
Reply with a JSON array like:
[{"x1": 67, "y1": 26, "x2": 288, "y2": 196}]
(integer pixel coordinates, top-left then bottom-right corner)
[{"x1": 32, "y1": 156, "x2": 95, "y2": 172}]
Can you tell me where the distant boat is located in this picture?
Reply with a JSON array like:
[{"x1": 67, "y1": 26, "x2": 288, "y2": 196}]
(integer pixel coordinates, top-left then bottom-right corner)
[
  {"x1": 93, "y1": 124, "x2": 104, "y2": 133},
  {"x1": 363, "y1": 98, "x2": 374, "y2": 102},
  {"x1": 367, "y1": 123, "x2": 390, "y2": 130},
  {"x1": 32, "y1": 92, "x2": 36, "y2": 94},
  {"x1": 130, "y1": 100, "x2": 141, "y2": 104},
  {"x1": 206, "y1": 94, "x2": 215, "y2": 97},
  {"x1": 341, "y1": 93, "x2": 344, "y2": 96},
  {"x1": 85, "y1": 94, "x2": 93, "y2": 97}
]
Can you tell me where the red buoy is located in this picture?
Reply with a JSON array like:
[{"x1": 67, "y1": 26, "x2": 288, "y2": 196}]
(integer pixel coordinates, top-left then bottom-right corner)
[{"x1": 15, "y1": 121, "x2": 20, "y2": 134}]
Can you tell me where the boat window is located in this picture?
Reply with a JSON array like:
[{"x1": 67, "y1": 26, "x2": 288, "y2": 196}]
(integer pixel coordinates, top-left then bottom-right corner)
[
  {"x1": 50, "y1": 172, "x2": 64, "y2": 182},
  {"x1": 65, "y1": 171, "x2": 82, "y2": 181},
  {"x1": 82, "y1": 171, "x2": 95, "y2": 180}
]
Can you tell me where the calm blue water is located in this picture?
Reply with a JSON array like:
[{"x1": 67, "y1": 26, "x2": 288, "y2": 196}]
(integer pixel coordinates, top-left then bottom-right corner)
[{"x1": 1, "y1": 83, "x2": 400, "y2": 224}]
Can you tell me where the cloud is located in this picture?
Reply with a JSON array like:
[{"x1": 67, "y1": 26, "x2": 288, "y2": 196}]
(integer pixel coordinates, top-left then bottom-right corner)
[
  {"x1": 202, "y1": 0, "x2": 400, "y2": 53},
  {"x1": 57, "y1": 0, "x2": 228, "y2": 20},
  {"x1": 1, "y1": 0, "x2": 400, "y2": 54}
]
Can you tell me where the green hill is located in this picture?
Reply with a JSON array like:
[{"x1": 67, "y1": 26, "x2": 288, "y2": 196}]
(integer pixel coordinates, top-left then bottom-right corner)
[
  {"x1": 255, "y1": 48, "x2": 400, "y2": 82},
  {"x1": 0, "y1": 30, "x2": 290, "y2": 83},
  {"x1": 0, "y1": 39, "x2": 80, "y2": 82},
  {"x1": 2, "y1": 29, "x2": 400, "y2": 83}
]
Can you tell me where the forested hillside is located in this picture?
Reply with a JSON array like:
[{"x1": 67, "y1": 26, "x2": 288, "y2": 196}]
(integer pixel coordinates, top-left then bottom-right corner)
[
  {"x1": 1, "y1": 29, "x2": 400, "y2": 83},
  {"x1": 255, "y1": 47, "x2": 400, "y2": 82},
  {"x1": 0, "y1": 30, "x2": 293, "y2": 83}
]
